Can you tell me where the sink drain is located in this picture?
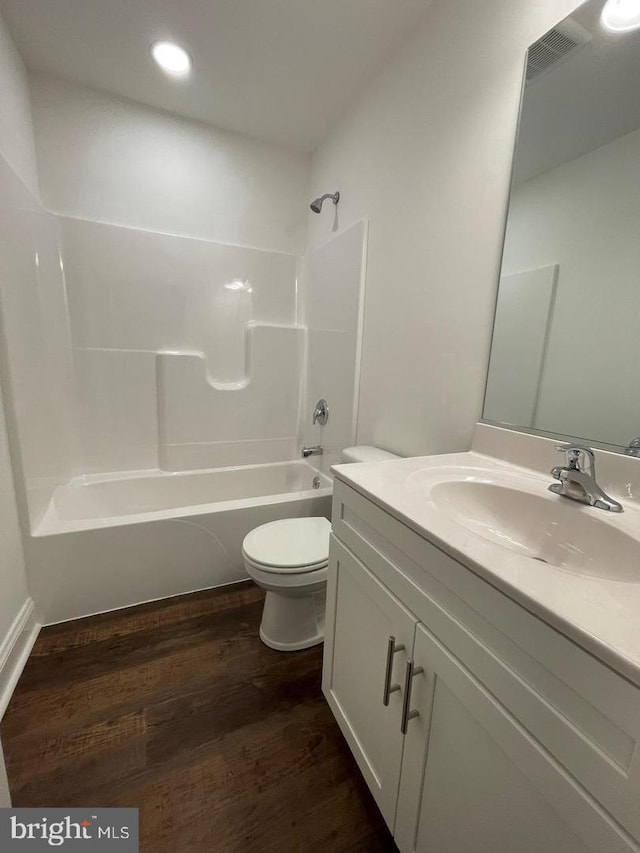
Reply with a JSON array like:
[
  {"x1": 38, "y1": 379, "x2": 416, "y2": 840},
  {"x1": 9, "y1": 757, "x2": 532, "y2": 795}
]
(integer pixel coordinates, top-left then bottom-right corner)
[{"x1": 532, "y1": 556, "x2": 549, "y2": 564}]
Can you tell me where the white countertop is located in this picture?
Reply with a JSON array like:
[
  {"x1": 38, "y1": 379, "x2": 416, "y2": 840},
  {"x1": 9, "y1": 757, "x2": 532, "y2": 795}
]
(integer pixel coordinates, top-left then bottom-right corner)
[{"x1": 332, "y1": 447, "x2": 640, "y2": 688}]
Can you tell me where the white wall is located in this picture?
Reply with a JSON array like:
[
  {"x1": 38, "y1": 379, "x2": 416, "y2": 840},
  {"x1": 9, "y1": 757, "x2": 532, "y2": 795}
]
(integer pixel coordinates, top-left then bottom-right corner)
[
  {"x1": 30, "y1": 75, "x2": 310, "y2": 255},
  {"x1": 0, "y1": 12, "x2": 38, "y2": 196},
  {"x1": 0, "y1": 379, "x2": 30, "y2": 666},
  {"x1": 308, "y1": 0, "x2": 583, "y2": 458},
  {"x1": 501, "y1": 126, "x2": 640, "y2": 448},
  {"x1": 0, "y1": 9, "x2": 39, "y2": 722}
]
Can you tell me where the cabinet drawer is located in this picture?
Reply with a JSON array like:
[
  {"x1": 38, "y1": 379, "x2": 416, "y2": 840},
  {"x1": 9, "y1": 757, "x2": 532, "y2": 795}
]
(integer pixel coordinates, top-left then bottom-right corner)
[{"x1": 332, "y1": 478, "x2": 640, "y2": 841}]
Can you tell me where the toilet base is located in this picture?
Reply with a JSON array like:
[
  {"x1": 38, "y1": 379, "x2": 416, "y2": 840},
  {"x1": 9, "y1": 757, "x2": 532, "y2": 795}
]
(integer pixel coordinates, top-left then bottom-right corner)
[
  {"x1": 259, "y1": 625, "x2": 324, "y2": 651},
  {"x1": 258, "y1": 588, "x2": 326, "y2": 651}
]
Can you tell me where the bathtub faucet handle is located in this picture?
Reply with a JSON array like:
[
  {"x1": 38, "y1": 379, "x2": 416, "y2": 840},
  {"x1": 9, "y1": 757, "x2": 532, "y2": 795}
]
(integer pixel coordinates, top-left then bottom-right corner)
[
  {"x1": 312, "y1": 399, "x2": 329, "y2": 426},
  {"x1": 302, "y1": 445, "x2": 323, "y2": 458}
]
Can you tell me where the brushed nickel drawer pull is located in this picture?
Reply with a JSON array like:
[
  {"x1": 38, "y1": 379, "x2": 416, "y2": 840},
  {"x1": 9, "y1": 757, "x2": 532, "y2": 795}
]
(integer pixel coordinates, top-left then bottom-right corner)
[
  {"x1": 383, "y1": 635, "x2": 405, "y2": 706},
  {"x1": 401, "y1": 659, "x2": 424, "y2": 734}
]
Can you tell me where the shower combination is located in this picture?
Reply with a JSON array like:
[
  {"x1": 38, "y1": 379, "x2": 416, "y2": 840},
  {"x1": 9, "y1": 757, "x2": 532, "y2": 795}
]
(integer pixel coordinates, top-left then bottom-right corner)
[{"x1": 309, "y1": 191, "x2": 340, "y2": 213}]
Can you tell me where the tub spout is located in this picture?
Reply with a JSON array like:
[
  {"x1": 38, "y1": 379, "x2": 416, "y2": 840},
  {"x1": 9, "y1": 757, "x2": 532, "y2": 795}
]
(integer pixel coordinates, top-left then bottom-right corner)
[{"x1": 302, "y1": 445, "x2": 323, "y2": 458}]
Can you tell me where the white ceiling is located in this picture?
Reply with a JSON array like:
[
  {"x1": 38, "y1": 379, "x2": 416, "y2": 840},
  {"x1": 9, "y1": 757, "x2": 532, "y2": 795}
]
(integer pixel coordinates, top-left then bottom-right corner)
[
  {"x1": 0, "y1": 0, "x2": 431, "y2": 152},
  {"x1": 514, "y1": 0, "x2": 640, "y2": 183}
]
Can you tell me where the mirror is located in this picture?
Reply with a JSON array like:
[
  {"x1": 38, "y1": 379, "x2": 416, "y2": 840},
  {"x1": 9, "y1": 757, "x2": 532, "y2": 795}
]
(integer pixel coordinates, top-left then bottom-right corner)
[{"x1": 483, "y1": 0, "x2": 640, "y2": 453}]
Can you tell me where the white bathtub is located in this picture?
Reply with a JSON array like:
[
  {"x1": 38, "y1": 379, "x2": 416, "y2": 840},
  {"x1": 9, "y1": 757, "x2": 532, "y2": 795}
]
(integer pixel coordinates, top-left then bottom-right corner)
[
  {"x1": 27, "y1": 461, "x2": 332, "y2": 624},
  {"x1": 36, "y1": 460, "x2": 331, "y2": 533}
]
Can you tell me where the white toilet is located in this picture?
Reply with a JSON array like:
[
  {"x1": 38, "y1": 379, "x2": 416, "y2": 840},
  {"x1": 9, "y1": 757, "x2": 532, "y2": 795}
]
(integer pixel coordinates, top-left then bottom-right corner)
[{"x1": 243, "y1": 446, "x2": 399, "y2": 651}]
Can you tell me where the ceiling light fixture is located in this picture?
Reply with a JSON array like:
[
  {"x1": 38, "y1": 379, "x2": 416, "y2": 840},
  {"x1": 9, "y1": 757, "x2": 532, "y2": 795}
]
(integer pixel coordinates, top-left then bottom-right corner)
[
  {"x1": 601, "y1": 0, "x2": 640, "y2": 32},
  {"x1": 151, "y1": 41, "x2": 192, "y2": 77}
]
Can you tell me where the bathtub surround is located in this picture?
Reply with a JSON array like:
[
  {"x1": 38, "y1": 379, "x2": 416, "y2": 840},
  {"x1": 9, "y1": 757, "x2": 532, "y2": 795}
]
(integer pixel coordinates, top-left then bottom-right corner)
[
  {"x1": 0, "y1": 156, "x2": 77, "y2": 525},
  {"x1": 301, "y1": 221, "x2": 367, "y2": 475},
  {"x1": 60, "y1": 217, "x2": 302, "y2": 474},
  {"x1": 31, "y1": 215, "x2": 363, "y2": 495},
  {"x1": 157, "y1": 326, "x2": 303, "y2": 473},
  {"x1": 59, "y1": 219, "x2": 299, "y2": 353}
]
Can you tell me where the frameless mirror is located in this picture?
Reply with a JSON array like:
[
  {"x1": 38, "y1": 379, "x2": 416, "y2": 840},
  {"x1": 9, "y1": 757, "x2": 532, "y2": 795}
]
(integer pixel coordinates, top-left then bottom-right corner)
[{"x1": 483, "y1": 0, "x2": 640, "y2": 453}]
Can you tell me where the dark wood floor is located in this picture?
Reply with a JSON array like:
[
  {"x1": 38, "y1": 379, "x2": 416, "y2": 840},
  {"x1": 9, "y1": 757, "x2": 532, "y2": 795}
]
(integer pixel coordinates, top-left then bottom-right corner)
[{"x1": 1, "y1": 583, "x2": 396, "y2": 852}]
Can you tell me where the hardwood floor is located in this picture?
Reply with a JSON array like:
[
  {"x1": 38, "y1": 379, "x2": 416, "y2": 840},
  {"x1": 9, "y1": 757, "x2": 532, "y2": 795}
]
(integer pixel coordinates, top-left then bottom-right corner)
[{"x1": 1, "y1": 582, "x2": 397, "y2": 852}]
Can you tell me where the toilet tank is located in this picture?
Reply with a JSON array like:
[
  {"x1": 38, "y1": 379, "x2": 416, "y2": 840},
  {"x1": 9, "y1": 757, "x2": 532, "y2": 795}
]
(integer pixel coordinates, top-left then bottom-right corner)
[{"x1": 340, "y1": 445, "x2": 400, "y2": 464}]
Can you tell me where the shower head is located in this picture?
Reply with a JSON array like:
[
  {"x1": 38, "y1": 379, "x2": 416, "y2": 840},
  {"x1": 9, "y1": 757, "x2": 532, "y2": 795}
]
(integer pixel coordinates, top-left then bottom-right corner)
[{"x1": 310, "y1": 191, "x2": 340, "y2": 214}]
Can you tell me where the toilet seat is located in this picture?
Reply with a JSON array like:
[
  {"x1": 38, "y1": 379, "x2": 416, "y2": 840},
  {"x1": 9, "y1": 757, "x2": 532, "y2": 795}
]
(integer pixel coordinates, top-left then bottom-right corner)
[
  {"x1": 242, "y1": 517, "x2": 331, "y2": 574},
  {"x1": 244, "y1": 553, "x2": 328, "y2": 575}
]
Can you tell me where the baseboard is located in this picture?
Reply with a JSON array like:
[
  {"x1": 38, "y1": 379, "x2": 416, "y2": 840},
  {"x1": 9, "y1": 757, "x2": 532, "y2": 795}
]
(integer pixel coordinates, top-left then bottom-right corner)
[
  {"x1": 0, "y1": 598, "x2": 40, "y2": 719},
  {"x1": 42, "y1": 578, "x2": 252, "y2": 627}
]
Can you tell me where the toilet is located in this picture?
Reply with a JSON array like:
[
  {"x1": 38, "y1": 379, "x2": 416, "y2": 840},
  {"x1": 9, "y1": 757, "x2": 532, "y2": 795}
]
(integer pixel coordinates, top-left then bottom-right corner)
[{"x1": 243, "y1": 446, "x2": 400, "y2": 650}]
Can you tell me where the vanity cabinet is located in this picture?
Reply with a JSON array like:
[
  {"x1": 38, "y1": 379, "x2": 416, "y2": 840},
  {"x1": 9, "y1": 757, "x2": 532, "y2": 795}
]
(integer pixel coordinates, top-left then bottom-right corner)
[
  {"x1": 323, "y1": 541, "x2": 417, "y2": 827},
  {"x1": 323, "y1": 480, "x2": 640, "y2": 853}
]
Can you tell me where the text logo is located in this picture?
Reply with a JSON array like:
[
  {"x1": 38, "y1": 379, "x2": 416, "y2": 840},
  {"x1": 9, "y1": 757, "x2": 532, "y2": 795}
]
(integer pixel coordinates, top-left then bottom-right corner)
[{"x1": 1, "y1": 808, "x2": 138, "y2": 850}]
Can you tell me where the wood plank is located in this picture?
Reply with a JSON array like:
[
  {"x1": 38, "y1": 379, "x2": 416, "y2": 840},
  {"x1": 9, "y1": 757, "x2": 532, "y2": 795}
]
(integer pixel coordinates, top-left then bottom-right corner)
[
  {"x1": 1, "y1": 583, "x2": 395, "y2": 852},
  {"x1": 32, "y1": 583, "x2": 264, "y2": 655}
]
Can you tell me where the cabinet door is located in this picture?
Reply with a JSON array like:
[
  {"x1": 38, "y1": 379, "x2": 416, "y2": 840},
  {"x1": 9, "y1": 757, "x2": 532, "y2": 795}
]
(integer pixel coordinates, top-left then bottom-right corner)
[
  {"x1": 395, "y1": 623, "x2": 635, "y2": 853},
  {"x1": 323, "y1": 536, "x2": 417, "y2": 830}
]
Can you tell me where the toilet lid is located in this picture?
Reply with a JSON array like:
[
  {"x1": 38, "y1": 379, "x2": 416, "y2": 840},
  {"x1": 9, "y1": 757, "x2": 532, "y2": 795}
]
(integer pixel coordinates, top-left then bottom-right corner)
[{"x1": 242, "y1": 517, "x2": 331, "y2": 572}]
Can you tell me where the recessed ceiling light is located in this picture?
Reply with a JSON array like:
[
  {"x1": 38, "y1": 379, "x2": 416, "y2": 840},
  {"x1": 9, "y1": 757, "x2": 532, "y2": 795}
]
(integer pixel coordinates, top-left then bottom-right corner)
[
  {"x1": 601, "y1": 0, "x2": 640, "y2": 32},
  {"x1": 151, "y1": 41, "x2": 192, "y2": 77}
]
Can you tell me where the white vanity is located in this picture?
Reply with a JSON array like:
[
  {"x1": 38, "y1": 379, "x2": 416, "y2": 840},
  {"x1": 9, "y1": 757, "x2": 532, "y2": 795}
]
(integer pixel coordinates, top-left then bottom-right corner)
[{"x1": 322, "y1": 425, "x2": 640, "y2": 853}]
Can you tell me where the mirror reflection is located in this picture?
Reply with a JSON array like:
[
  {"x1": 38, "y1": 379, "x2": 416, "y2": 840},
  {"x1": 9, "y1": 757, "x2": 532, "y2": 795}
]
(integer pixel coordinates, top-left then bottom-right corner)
[{"x1": 483, "y1": 0, "x2": 640, "y2": 452}]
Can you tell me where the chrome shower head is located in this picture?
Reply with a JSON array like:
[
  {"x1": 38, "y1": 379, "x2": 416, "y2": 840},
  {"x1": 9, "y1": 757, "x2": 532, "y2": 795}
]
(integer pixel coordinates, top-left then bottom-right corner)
[{"x1": 310, "y1": 191, "x2": 340, "y2": 214}]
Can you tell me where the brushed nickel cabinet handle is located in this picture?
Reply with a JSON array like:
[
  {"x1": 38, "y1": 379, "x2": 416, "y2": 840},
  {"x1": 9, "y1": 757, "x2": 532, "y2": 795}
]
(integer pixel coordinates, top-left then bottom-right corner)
[
  {"x1": 383, "y1": 635, "x2": 405, "y2": 706},
  {"x1": 401, "y1": 659, "x2": 424, "y2": 734}
]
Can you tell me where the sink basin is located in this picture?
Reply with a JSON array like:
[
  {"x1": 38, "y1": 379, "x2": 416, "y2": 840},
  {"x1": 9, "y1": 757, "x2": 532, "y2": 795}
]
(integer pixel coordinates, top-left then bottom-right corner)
[{"x1": 416, "y1": 471, "x2": 639, "y2": 583}]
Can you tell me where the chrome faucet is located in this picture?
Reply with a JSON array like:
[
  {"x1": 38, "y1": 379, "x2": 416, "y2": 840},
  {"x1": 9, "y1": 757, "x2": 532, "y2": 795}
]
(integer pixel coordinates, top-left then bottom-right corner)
[
  {"x1": 312, "y1": 399, "x2": 329, "y2": 425},
  {"x1": 625, "y1": 437, "x2": 640, "y2": 457},
  {"x1": 302, "y1": 445, "x2": 323, "y2": 458},
  {"x1": 549, "y1": 444, "x2": 622, "y2": 512}
]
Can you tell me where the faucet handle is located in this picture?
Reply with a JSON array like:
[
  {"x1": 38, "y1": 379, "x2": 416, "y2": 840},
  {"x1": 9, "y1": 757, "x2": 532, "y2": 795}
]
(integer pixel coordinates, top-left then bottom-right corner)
[
  {"x1": 625, "y1": 437, "x2": 640, "y2": 457},
  {"x1": 555, "y1": 443, "x2": 595, "y2": 474},
  {"x1": 312, "y1": 398, "x2": 329, "y2": 426}
]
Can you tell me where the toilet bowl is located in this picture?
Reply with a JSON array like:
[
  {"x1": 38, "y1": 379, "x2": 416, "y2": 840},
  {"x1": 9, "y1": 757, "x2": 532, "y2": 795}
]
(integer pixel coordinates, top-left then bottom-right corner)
[
  {"x1": 243, "y1": 445, "x2": 400, "y2": 651},
  {"x1": 243, "y1": 516, "x2": 330, "y2": 650}
]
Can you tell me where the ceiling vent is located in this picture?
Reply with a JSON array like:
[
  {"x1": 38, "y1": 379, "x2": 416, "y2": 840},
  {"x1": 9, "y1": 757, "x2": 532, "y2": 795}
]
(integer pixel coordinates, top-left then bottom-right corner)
[{"x1": 526, "y1": 19, "x2": 592, "y2": 84}]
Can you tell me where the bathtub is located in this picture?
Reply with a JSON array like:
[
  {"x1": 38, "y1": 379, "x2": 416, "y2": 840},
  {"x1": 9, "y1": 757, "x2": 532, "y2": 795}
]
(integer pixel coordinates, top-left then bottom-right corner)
[{"x1": 27, "y1": 461, "x2": 333, "y2": 624}]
